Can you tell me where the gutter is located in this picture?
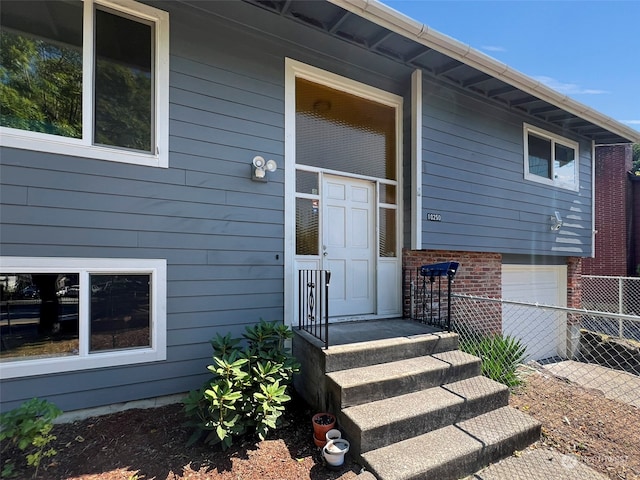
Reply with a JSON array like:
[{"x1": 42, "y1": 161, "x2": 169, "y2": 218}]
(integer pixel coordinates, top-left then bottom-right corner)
[{"x1": 328, "y1": 0, "x2": 640, "y2": 144}]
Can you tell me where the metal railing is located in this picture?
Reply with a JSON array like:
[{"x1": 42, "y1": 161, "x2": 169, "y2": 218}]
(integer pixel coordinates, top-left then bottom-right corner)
[
  {"x1": 402, "y1": 262, "x2": 459, "y2": 331},
  {"x1": 298, "y1": 270, "x2": 331, "y2": 349}
]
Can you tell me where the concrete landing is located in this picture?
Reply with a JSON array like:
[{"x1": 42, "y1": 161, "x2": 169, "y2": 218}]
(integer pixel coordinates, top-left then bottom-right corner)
[
  {"x1": 466, "y1": 447, "x2": 609, "y2": 480},
  {"x1": 327, "y1": 318, "x2": 442, "y2": 346}
]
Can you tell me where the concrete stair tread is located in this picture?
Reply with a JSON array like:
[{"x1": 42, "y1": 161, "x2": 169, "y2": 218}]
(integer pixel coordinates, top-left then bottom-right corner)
[
  {"x1": 361, "y1": 406, "x2": 542, "y2": 480},
  {"x1": 327, "y1": 350, "x2": 481, "y2": 409},
  {"x1": 328, "y1": 355, "x2": 448, "y2": 389},
  {"x1": 342, "y1": 375, "x2": 508, "y2": 431},
  {"x1": 340, "y1": 376, "x2": 511, "y2": 454},
  {"x1": 328, "y1": 350, "x2": 480, "y2": 389},
  {"x1": 323, "y1": 331, "x2": 459, "y2": 372}
]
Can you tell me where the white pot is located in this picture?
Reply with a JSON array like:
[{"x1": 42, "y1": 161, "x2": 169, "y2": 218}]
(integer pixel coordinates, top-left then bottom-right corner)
[
  {"x1": 322, "y1": 438, "x2": 350, "y2": 467},
  {"x1": 325, "y1": 429, "x2": 341, "y2": 442}
]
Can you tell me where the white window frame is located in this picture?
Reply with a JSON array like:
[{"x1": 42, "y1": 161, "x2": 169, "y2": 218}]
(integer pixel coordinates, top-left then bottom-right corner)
[
  {"x1": 0, "y1": 257, "x2": 167, "y2": 379},
  {"x1": 284, "y1": 58, "x2": 404, "y2": 324},
  {"x1": 0, "y1": 0, "x2": 170, "y2": 168},
  {"x1": 523, "y1": 123, "x2": 579, "y2": 191}
]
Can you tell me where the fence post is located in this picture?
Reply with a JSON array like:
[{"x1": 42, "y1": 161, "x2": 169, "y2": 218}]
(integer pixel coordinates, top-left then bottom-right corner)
[{"x1": 618, "y1": 277, "x2": 624, "y2": 337}]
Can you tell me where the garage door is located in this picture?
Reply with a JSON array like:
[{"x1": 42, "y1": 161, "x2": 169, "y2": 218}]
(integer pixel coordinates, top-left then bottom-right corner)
[{"x1": 502, "y1": 265, "x2": 567, "y2": 361}]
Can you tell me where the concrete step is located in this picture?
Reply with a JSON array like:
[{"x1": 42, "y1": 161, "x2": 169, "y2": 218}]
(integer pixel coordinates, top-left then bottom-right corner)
[
  {"x1": 361, "y1": 406, "x2": 542, "y2": 480},
  {"x1": 324, "y1": 331, "x2": 459, "y2": 373},
  {"x1": 327, "y1": 350, "x2": 481, "y2": 408},
  {"x1": 340, "y1": 375, "x2": 509, "y2": 455}
]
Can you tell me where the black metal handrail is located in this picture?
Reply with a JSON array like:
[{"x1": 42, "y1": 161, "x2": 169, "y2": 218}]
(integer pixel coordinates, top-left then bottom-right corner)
[
  {"x1": 403, "y1": 262, "x2": 459, "y2": 331},
  {"x1": 298, "y1": 269, "x2": 331, "y2": 349}
]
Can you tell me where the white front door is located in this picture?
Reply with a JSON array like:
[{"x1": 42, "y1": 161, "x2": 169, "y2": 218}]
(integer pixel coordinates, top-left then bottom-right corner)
[{"x1": 322, "y1": 175, "x2": 375, "y2": 317}]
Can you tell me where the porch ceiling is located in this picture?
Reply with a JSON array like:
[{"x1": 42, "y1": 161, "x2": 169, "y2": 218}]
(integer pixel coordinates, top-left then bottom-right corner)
[{"x1": 242, "y1": 0, "x2": 638, "y2": 145}]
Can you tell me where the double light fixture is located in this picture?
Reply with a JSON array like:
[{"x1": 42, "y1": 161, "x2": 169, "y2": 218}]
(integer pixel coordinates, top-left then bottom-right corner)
[{"x1": 251, "y1": 155, "x2": 277, "y2": 182}]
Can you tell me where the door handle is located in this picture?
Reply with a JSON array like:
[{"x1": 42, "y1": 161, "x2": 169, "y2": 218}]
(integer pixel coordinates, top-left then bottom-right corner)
[{"x1": 323, "y1": 251, "x2": 328, "y2": 256}]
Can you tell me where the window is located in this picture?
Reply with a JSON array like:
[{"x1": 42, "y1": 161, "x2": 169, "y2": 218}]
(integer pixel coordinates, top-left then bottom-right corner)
[
  {"x1": 524, "y1": 124, "x2": 579, "y2": 190},
  {"x1": 0, "y1": 0, "x2": 169, "y2": 168},
  {"x1": 0, "y1": 258, "x2": 166, "y2": 379},
  {"x1": 379, "y1": 183, "x2": 397, "y2": 258}
]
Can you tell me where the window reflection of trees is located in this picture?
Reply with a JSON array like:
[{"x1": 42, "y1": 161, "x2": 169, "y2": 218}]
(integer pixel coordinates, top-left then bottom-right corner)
[
  {"x1": 0, "y1": 31, "x2": 83, "y2": 137},
  {"x1": 1, "y1": 2, "x2": 153, "y2": 152}
]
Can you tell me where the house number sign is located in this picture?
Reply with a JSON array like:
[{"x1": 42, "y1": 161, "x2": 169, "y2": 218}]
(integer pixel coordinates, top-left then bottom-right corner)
[{"x1": 427, "y1": 213, "x2": 442, "y2": 222}]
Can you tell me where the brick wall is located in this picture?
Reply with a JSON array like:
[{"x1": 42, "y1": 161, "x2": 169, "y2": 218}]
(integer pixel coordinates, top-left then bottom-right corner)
[
  {"x1": 582, "y1": 144, "x2": 632, "y2": 276},
  {"x1": 403, "y1": 249, "x2": 502, "y2": 297},
  {"x1": 632, "y1": 176, "x2": 640, "y2": 275},
  {"x1": 402, "y1": 249, "x2": 503, "y2": 334},
  {"x1": 403, "y1": 250, "x2": 583, "y2": 335}
]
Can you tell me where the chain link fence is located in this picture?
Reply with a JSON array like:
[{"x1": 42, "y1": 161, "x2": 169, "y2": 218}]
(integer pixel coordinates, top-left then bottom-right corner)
[
  {"x1": 451, "y1": 293, "x2": 640, "y2": 404},
  {"x1": 583, "y1": 275, "x2": 640, "y2": 340},
  {"x1": 451, "y1": 288, "x2": 640, "y2": 479}
]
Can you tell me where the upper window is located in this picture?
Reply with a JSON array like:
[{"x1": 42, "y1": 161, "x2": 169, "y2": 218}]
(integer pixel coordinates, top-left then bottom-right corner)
[
  {"x1": 0, "y1": 258, "x2": 167, "y2": 379},
  {"x1": 0, "y1": 0, "x2": 169, "y2": 168},
  {"x1": 524, "y1": 124, "x2": 579, "y2": 191}
]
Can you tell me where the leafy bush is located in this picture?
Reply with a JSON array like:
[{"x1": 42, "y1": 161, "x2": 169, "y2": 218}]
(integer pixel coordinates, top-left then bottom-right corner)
[
  {"x1": 184, "y1": 320, "x2": 300, "y2": 450},
  {"x1": 460, "y1": 334, "x2": 527, "y2": 387},
  {"x1": 0, "y1": 397, "x2": 62, "y2": 478}
]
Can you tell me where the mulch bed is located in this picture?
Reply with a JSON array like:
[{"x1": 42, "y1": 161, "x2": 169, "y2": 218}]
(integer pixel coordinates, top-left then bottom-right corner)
[{"x1": 3, "y1": 371, "x2": 640, "y2": 479}]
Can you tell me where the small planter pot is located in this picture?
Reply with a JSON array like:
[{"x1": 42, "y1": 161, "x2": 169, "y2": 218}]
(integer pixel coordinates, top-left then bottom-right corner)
[
  {"x1": 313, "y1": 433, "x2": 326, "y2": 448},
  {"x1": 312, "y1": 412, "x2": 336, "y2": 447},
  {"x1": 325, "y1": 429, "x2": 341, "y2": 443},
  {"x1": 322, "y1": 438, "x2": 350, "y2": 467}
]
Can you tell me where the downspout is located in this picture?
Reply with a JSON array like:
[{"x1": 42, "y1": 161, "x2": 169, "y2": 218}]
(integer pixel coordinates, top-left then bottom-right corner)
[
  {"x1": 591, "y1": 140, "x2": 596, "y2": 258},
  {"x1": 411, "y1": 69, "x2": 423, "y2": 250}
]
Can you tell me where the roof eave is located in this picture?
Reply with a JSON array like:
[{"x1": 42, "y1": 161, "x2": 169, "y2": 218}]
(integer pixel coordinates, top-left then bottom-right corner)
[{"x1": 328, "y1": 0, "x2": 640, "y2": 144}]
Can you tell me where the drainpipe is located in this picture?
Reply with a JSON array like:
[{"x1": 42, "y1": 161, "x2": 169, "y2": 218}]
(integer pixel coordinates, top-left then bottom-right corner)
[
  {"x1": 411, "y1": 69, "x2": 423, "y2": 250},
  {"x1": 591, "y1": 140, "x2": 596, "y2": 258}
]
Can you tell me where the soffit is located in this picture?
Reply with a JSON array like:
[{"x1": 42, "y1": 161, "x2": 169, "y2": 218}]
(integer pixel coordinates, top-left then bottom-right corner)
[{"x1": 241, "y1": 0, "x2": 639, "y2": 145}]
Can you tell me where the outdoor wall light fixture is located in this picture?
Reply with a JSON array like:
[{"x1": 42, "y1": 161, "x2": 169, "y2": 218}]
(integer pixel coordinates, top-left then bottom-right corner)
[
  {"x1": 550, "y1": 211, "x2": 563, "y2": 231},
  {"x1": 251, "y1": 156, "x2": 277, "y2": 182}
]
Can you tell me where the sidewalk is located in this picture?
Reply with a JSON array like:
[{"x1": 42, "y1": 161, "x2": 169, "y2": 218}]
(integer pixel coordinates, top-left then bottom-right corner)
[{"x1": 542, "y1": 360, "x2": 640, "y2": 408}]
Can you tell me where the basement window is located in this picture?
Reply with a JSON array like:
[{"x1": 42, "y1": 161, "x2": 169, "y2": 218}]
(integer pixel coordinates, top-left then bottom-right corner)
[{"x1": 0, "y1": 257, "x2": 167, "y2": 379}]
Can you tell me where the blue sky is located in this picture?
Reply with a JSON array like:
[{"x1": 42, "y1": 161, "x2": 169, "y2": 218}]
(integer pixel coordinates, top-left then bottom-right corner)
[{"x1": 385, "y1": 1, "x2": 640, "y2": 135}]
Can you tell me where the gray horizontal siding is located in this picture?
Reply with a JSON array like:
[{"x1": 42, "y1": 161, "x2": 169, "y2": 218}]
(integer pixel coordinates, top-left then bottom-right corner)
[
  {"x1": 0, "y1": 0, "x2": 409, "y2": 412},
  {"x1": 420, "y1": 75, "x2": 593, "y2": 256},
  {"x1": 0, "y1": 0, "x2": 596, "y2": 413}
]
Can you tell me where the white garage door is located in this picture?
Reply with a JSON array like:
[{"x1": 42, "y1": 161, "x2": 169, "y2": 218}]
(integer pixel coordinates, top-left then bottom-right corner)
[{"x1": 502, "y1": 265, "x2": 567, "y2": 361}]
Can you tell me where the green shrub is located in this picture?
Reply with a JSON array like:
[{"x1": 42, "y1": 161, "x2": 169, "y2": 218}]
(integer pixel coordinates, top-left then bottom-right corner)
[
  {"x1": 184, "y1": 320, "x2": 300, "y2": 450},
  {"x1": 0, "y1": 397, "x2": 62, "y2": 478},
  {"x1": 460, "y1": 334, "x2": 527, "y2": 388}
]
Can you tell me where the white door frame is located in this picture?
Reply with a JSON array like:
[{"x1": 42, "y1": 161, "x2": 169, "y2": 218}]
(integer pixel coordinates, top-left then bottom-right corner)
[{"x1": 284, "y1": 58, "x2": 403, "y2": 326}]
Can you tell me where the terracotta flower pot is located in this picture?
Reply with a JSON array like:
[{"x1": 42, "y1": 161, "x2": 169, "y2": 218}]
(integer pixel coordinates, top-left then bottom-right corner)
[
  {"x1": 312, "y1": 412, "x2": 336, "y2": 446},
  {"x1": 313, "y1": 432, "x2": 326, "y2": 448}
]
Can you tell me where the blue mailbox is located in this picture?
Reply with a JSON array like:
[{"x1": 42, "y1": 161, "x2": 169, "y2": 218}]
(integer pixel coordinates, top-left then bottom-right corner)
[{"x1": 420, "y1": 261, "x2": 459, "y2": 280}]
